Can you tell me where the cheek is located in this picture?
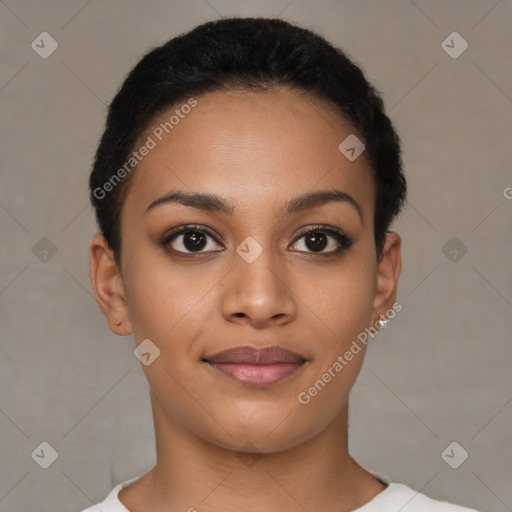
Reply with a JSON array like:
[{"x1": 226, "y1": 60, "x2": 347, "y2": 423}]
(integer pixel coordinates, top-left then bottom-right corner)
[
  {"x1": 122, "y1": 251, "x2": 221, "y2": 355},
  {"x1": 295, "y1": 255, "x2": 376, "y2": 341},
  {"x1": 127, "y1": 262, "x2": 213, "y2": 343},
  {"x1": 290, "y1": 257, "x2": 376, "y2": 430},
  {"x1": 123, "y1": 260, "x2": 216, "y2": 410}
]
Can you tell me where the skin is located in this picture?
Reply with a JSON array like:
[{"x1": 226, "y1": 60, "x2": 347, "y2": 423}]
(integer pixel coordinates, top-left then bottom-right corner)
[{"x1": 90, "y1": 86, "x2": 401, "y2": 512}]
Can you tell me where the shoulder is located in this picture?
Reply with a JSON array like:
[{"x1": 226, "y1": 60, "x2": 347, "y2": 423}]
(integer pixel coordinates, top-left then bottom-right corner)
[
  {"x1": 78, "y1": 477, "x2": 480, "y2": 512},
  {"x1": 78, "y1": 476, "x2": 138, "y2": 512},
  {"x1": 78, "y1": 483, "x2": 125, "y2": 511},
  {"x1": 362, "y1": 482, "x2": 480, "y2": 512}
]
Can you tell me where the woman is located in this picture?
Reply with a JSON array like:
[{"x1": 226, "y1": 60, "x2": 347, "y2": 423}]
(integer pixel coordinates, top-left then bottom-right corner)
[{"x1": 83, "y1": 17, "x2": 478, "y2": 512}]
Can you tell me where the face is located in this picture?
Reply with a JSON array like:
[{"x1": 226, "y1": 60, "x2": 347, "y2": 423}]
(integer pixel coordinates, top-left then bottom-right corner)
[{"x1": 90, "y1": 86, "x2": 401, "y2": 453}]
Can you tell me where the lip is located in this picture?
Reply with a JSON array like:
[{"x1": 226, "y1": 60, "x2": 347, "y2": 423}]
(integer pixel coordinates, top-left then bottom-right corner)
[{"x1": 203, "y1": 345, "x2": 307, "y2": 387}]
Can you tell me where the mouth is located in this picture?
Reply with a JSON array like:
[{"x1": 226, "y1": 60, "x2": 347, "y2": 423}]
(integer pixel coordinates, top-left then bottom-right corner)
[{"x1": 202, "y1": 345, "x2": 307, "y2": 387}]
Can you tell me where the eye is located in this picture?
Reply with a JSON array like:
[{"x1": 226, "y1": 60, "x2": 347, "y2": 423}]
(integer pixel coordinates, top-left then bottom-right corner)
[
  {"x1": 162, "y1": 225, "x2": 224, "y2": 254},
  {"x1": 290, "y1": 225, "x2": 354, "y2": 254}
]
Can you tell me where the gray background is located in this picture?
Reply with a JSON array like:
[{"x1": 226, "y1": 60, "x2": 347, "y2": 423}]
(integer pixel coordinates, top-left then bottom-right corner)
[{"x1": 1, "y1": 1, "x2": 511, "y2": 511}]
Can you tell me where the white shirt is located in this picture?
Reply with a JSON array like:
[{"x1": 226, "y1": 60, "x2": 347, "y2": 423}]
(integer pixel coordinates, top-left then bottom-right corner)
[{"x1": 79, "y1": 473, "x2": 479, "y2": 512}]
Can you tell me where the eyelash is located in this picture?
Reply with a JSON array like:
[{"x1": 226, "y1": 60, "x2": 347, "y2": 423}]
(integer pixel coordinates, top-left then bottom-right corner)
[{"x1": 160, "y1": 223, "x2": 354, "y2": 256}]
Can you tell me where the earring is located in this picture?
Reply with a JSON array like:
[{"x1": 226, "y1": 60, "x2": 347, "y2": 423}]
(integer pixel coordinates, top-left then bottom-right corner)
[
  {"x1": 115, "y1": 320, "x2": 121, "y2": 326},
  {"x1": 376, "y1": 316, "x2": 389, "y2": 330}
]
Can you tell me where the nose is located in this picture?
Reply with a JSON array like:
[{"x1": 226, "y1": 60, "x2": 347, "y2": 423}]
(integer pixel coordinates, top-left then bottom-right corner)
[{"x1": 221, "y1": 244, "x2": 297, "y2": 329}]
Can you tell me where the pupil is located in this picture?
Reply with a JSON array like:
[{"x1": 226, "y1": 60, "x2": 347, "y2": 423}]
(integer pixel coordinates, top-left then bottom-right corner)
[
  {"x1": 184, "y1": 231, "x2": 206, "y2": 251},
  {"x1": 306, "y1": 232, "x2": 327, "y2": 251}
]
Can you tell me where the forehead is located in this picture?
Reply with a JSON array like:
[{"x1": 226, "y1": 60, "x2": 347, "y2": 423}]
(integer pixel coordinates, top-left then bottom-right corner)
[{"x1": 123, "y1": 87, "x2": 375, "y2": 220}]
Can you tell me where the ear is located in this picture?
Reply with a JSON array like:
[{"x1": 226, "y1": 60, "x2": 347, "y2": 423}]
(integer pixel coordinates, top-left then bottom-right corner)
[
  {"x1": 89, "y1": 233, "x2": 132, "y2": 336},
  {"x1": 371, "y1": 231, "x2": 402, "y2": 324}
]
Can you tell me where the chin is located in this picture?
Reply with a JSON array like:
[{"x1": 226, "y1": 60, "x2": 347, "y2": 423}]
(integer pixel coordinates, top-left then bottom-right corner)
[{"x1": 193, "y1": 404, "x2": 329, "y2": 455}]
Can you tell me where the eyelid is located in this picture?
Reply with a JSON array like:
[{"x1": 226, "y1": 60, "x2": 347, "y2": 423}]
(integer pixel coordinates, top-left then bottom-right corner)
[
  {"x1": 292, "y1": 223, "x2": 348, "y2": 239},
  {"x1": 162, "y1": 224, "x2": 222, "y2": 244},
  {"x1": 290, "y1": 224, "x2": 354, "y2": 252},
  {"x1": 161, "y1": 223, "x2": 354, "y2": 255},
  {"x1": 159, "y1": 224, "x2": 224, "y2": 257}
]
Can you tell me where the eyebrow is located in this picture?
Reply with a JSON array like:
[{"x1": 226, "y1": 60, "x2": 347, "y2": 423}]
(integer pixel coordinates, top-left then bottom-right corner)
[{"x1": 145, "y1": 188, "x2": 363, "y2": 222}]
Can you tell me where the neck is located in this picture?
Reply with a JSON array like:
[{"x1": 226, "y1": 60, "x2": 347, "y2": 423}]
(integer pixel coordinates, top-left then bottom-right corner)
[{"x1": 119, "y1": 392, "x2": 386, "y2": 512}]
